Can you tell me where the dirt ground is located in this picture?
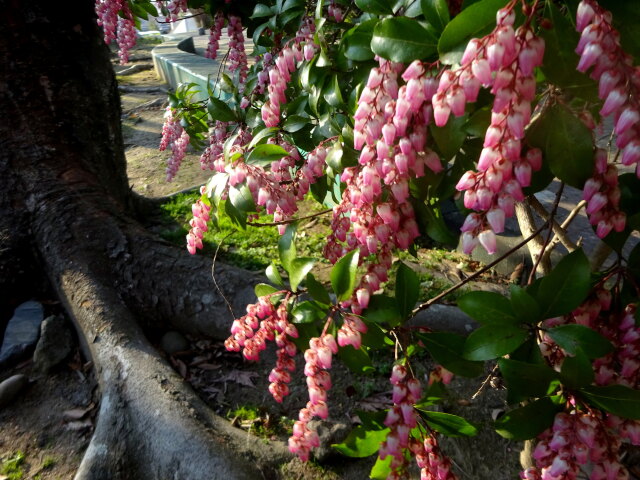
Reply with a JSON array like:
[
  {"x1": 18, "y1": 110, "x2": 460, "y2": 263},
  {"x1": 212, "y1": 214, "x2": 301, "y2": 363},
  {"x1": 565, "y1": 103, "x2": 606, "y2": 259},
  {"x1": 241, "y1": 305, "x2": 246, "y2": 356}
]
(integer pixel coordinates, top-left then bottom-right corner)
[{"x1": 0, "y1": 40, "x2": 524, "y2": 480}]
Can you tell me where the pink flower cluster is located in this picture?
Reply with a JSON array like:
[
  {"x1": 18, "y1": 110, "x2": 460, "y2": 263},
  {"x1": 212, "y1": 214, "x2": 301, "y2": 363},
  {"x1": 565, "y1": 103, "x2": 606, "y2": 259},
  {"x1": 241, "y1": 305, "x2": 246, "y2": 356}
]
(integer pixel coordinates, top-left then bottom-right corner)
[
  {"x1": 326, "y1": 58, "x2": 444, "y2": 312},
  {"x1": 522, "y1": 410, "x2": 632, "y2": 480},
  {"x1": 289, "y1": 334, "x2": 337, "y2": 461},
  {"x1": 160, "y1": 0, "x2": 188, "y2": 22},
  {"x1": 159, "y1": 107, "x2": 183, "y2": 151},
  {"x1": 576, "y1": 0, "x2": 640, "y2": 178},
  {"x1": 327, "y1": 0, "x2": 344, "y2": 23},
  {"x1": 186, "y1": 193, "x2": 210, "y2": 255},
  {"x1": 261, "y1": 18, "x2": 317, "y2": 127},
  {"x1": 199, "y1": 121, "x2": 229, "y2": 171},
  {"x1": 583, "y1": 149, "x2": 626, "y2": 238},
  {"x1": 94, "y1": 0, "x2": 136, "y2": 64},
  {"x1": 337, "y1": 314, "x2": 367, "y2": 350},
  {"x1": 227, "y1": 16, "x2": 248, "y2": 87},
  {"x1": 159, "y1": 107, "x2": 191, "y2": 181},
  {"x1": 205, "y1": 13, "x2": 225, "y2": 60},
  {"x1": 436, "y1": 6, "x2": 545, "y2": 254},
  {"x1": 414, "y1": 435, "x2": 458, "y2": 480}
]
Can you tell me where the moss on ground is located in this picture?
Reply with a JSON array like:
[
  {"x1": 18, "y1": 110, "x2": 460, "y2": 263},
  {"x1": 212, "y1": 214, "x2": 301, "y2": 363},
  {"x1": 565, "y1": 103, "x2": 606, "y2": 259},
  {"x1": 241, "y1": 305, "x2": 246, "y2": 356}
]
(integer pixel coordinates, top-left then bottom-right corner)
[{"x1": 1, "y1": 451, "x2": 25, "y2": 480}]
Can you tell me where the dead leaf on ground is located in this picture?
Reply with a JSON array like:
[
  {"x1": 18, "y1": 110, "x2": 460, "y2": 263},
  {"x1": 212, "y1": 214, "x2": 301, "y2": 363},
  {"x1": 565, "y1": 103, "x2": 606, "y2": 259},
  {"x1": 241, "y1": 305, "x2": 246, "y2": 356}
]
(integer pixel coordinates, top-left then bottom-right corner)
[
  {"x1": 357, "y1": 391, "x2": 392, "y2": 411},
  {"x1": 217, "y1": 370, "x2": 259, "y2": 388},
  {"x1": 196, "y1": 363, "x2": 221, "y2": 371},
  {"x1": 65, "y1": 419, "x2": 93, "y2": 431}
]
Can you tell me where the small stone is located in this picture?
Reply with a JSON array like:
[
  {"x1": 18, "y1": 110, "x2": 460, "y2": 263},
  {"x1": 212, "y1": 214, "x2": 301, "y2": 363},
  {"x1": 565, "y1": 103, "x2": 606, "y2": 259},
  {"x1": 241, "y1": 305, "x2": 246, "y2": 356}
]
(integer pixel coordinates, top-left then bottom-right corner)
[
  {"x1": 33, "y1": 315, "x2": 75, "y2": 373},
  {"x1": 160, "y1": 331, "x2": 190, "y2": 355},
  {"x1": 0, "y1": 300, "x2": 44, "y2": 368},
  {"x1": 0, "y1": 374, "x2": 29, "y2": 409}
]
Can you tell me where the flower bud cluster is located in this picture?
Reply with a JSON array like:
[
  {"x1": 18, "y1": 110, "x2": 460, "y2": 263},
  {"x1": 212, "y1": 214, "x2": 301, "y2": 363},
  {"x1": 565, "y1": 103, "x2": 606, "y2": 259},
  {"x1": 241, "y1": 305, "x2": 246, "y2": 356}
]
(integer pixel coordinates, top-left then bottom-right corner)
[
  {"x1": 576, "y1": 0, "x2": 640, "y2": 178},
  {"x1": 327, "y1": 0, "x2": 344, "y2": 23},
  {"x1": 160, "y1": 107, "x2": 184, "y2": 151},
  {"x1": 413, "y1": 435, "x2": 458, "y2": 480},
  {"x1": 436, "y1": 7, "x2": 545, "y2": 254},
  {"x1": 523, "y1": 410, "x2": 631, "y2": 480},
  {"x1": 95, "y1": 0, "x2": 120, "y2": 45},
  {"x1": 227, "y1": 16, "x2": 248, "y2": 87},
  {"x1": 379, "y1": 365, "x2": 422, "y2": 470},
  {"x1": 186, "y1": 194, "x2": 210, "y2": 255},
  {"x1": 261, "y1": 18, "x2": 318, "y2": 127},
  {"x1": 116, "y1": 13, "x2": 136, "y2": 64},
  {"x1": 205, "y1": 12, "x2": 225, "y2": 60},
  {"x1": 328, "y1": 58, "x2": 447, "y2": 311},
  {"x1": 337, "y1": 314, "x2": 367, "y2": 350},
  {"x1": 428, "y1": 365, "x2": 455, "y2": 385},
  {"x1": 583, "y1": 149, "x2": 626, "y2": 238},
  {"x1": 161, "y1": 0, "x2": 188, "y2": 22},
  {"x1": 94, "y1": 0, "x2": 136, "y2": 64},
  {"x1": 199, "y1": 121, "x2": 229, "y2": 171},
  {"x1": 255, "y1": 52, "x2": 275, "y2": 95},
  {"x1": 165, "y1": 130, "x2": 190, "y2": 181},
  {"x1": 289, "y1": 334, "x2": 337, "y2": 461}
]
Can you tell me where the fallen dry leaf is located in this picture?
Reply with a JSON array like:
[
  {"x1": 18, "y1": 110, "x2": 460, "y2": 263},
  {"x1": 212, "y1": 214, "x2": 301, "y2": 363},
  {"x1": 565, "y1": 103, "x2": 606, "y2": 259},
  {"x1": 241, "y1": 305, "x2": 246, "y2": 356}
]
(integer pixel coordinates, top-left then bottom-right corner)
[
  {"x1": 65, "y1": 419, "x2": 93, "y2": 431},
  {"x1": 357, "y1": 391, "x2": 392, "y2": 411},
  {"x1": 63, "y1": 408, "x2": 90, "y2": 421},
  {"x1": 218, "y1": 370, "x2": 259, "y2": 388}
]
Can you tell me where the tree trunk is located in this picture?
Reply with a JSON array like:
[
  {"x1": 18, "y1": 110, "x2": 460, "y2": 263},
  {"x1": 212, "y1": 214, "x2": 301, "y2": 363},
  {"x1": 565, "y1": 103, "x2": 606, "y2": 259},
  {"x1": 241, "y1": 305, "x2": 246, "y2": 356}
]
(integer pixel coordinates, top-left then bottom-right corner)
[{"x1": 0, "y1": 1, "x2": 289, "y2": 478}]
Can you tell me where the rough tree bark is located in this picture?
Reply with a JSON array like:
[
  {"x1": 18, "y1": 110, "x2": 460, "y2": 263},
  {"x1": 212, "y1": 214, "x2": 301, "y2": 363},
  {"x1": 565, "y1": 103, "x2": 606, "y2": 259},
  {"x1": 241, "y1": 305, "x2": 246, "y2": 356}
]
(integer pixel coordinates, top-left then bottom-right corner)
[{"x1": 0, "y1": 1, "x2": 290, "y2": 478}]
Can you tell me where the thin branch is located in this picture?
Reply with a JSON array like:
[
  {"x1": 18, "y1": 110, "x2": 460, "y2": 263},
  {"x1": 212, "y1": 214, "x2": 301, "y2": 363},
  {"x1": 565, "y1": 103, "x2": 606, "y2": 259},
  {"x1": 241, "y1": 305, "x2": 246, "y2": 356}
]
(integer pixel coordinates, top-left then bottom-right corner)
[
  {"x1": 246, "y1": 209, "x2": 332, "y2": 227},
  {"x1": 211, "y1": 232, "x2": 235, "y2": 318},
  {"x1": 411, "y1": 218, "x2": 553, "y2": 316},
  {"x1": 528, "y1": 183, "x2": 565, "y2": 284},
  {"x1": 529, "y1": 196, "x2": 577, "y2": 252},
  {"x1": 156, "y1": 12, "x2": 206, "y2": 23}
]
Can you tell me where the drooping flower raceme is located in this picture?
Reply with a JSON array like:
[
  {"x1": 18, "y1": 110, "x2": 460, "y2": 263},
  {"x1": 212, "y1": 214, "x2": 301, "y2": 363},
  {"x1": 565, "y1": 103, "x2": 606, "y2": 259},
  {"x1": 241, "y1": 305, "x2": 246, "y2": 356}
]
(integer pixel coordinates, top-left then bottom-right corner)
[{"x1": 205, "y1": 12, "x2": 225, "y2": 60}]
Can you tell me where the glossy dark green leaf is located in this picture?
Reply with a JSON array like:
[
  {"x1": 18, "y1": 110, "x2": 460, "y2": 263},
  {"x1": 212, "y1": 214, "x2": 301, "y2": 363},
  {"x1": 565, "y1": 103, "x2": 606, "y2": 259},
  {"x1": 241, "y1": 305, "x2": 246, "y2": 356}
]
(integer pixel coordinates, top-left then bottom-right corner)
[
  {"x1": 438, "y1": 0, "x2": 509, "y2": 64},
  {"x1": 278, "y1": 224, "x2": 297, "y2": 273},
  {"x1": 247, "y1": 126, "x2": 279, "y2": 149},
  {"x1": 535, "y1": 249, "x2": 591, "y2": 318},
  {"x1": 417, "y1": 332, "x2": 484, "y2": 377},
  {"x1": 207, "y1": 96, "x2": 237, "y2": 122},
  {"x1": 355, "y1": 0, "x2": 394, "y2": 15},
  {"x1": 306, "y1": 273, "x2": 331, "y2": 305},
  {"x1": 292, "y1": 300, "x2": 327, "y2": 324},
  {"x1": 429, "y1": 114, "x2": 468, "y2": 159},
  {"x1": 338, "y1": 345, "x2": 374, "y2": 374},
  {"x1": 420, "y1": 411, "x2": 478, "y2": 437},
  {"x1": 457, "y1": 291, "x2": 517, "y2": 326},
  {"x1": 396, "y1": 262, "x2": 420, "y2": 318},
  {"x1": 332, "y1": 425, "x2": 390, "y2": 458},
  {"x1": 365, "y1": 295, "x2": 403, "y2": 327},
  {"x1": 229, "y1": 184, "x2": 255, "y2": 213},
  {"x1": 331, "y1": 249, "x2": 360, "y2": 302},
  {"x1": 580, "y1": 384, "x2": 640, "y2": 420},
  {"x1": 498, "y1": 358, "x2": 559, "y2": 404},
  {"x1": 325, "y1": 143, "x2": 344, "y2": 171},
  {"x1": 266, "y1": 263, "x2": 285, "y2": 287},
  {"x1": 463, "y1": 325, "x2": 528, "y2": 361},
  {"x1": 560, "y1": 347, "x2": 594, "y2": 390},
  {"x1": 371, "y1": 17, "x2": 438, "y2": 63},
  {"x1": 224, "y1": 198, "x2": 246, "y2": 229},
  {"x1": 370, "y1": 455, "x2": 393, "y2": 480},
  {"x1": 323, "y1": 74, "x2": 344, "y2": 108},
  {"x1": 289, "y1": 257, "x2": 316, "y2": 292},
  {"x1": 341, "y1": 20, "x2": 377, "y2": 61},
  {"x1": 283, "y1": 114, "x2": 310, "y2": 133},
  {"x1": 251, "y1": 3, "x2": 273, "y2": 18},
  {"x1": 525, "y1": 104, "x2": 593, "y2": 188},
  {"x1": 245, "y1": 144, "x2": 290, "y2": 166},
  {"x1": 509, "y1": 284, "x2": 541, "y2": 324},
  {"x1": 495, "y1": 397, "x2": 560, "y2": 440},
  {"x1": 547, "y1": 324, "x2": 614, "y2": 359},
  {"x1": 419, "y1": 203, "x2": 458, "y2": 245},
  {"x1": 421, "y1": 0, "x2": 450, "y2": 32},
  {"x1": 255, "y1": 283, "x2": 279, "y2": 297}
]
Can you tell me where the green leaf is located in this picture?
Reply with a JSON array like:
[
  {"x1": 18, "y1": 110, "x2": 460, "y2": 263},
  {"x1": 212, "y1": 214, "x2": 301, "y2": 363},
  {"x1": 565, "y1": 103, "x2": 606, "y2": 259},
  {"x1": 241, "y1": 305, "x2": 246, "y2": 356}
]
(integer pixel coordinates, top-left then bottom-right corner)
[
  {"x1": 266, "y1": 263, "x2": 285, "y2": 287},
  {"x1": 331, "y1": 249, "x2": 360, "y2": 302},
  {"x1": 396, "y1": 263, "x2": 420, "y2": 318},
  {"x1": 547, "y1": 324, "x2": 614, "y2": 359},
  {"x1": 417, "y1": 332, "x2": 484, "y2": 377},
  {"x1": 416, "y1": 203, "x2": 457, "y2": 245},
  {"x1": 560, "y1": 347, "x2": 594, "y2": 390},
  {"x1": 495, "y1": 397, "x2": 560, "y2": 440},
  {"x1": 289, "y1": 257, "x2": 316, "y2": 292},
  {"x1": 420, "y1": 411, "x2": 478, "y2": 437},
  {"x1": 370, "y1": 455, "x2": 393, "y2": 480},
  {"x1": 245, "y1": 144, "x2": 290, "y2": 166},
  {"x1": 365, "y1": 295, "x2": 403, "y2": 327},
  {"x1": 228, "y1": 184, "x2": 255, "y2": 213},
  {"x1": 438, "y1": 0, "x2": 509, "y2": 64},
  {"x1": 457, "y1": 291, "x2": 517, "y2": 326},
  {"x1": 341, "y1": 20, "x2": 376, "y2": 62},
  {"x1": 255, "y1": 283, "x2": 279, "y2": 297},
  {"x1": 278, "y1": 224, "x2": 297, "y2": 273},
  {"x1": 498, "y1": 358, "x2": 559, "y2": 404},
  {"x1": 371, "y1": 17, "x2": 438, "y2": 63},
  {"x1": 292, "y1": 300, "x2": 327, "y2": 324},
  {"x1": 251, "y1": 3, "x2": 273, "y2": 18},
  {"x1": 332, "y1": 426, "x2": 390, "y2": 458},
  {"x1": 338, "y1": 345, "x2": 374, "y2": 374},
  {"x1": 580, "y1": 385, "x2": 640, "y2": 420},
  {"x1": 509, "y1": 285, "x2": 541, "y2": 324},
  {"x1": 283, "y1": 114, "x2": 310, "y2": 133},
  {"x1": 247, "y1": 127, "x2": 279, "y2": 149},
  {"x1": 323, "y1": 74, "x2": 344, "y2": 108},
  {"x1": 224, "y1": 198, "x2": 246, "y2": 229},
  {"x1": 430, "y1": 114, "x2": 468, "y2": 159},
  {"x1": 355, "y1": 0, "x2": 394, "y2": 15},
  {"x1": 207, "y1": 96, "x2": 237, "y2": 122},
  {"x1": 535, "y1": 249, "x2": 591, "y2": 318},
  {"x1": 463, "y1": 325, "x2": 528, "y2": 361},
  {"x1": 421, "y1": 0, "x2": 450, "y2": 33},
  {"x1": 306, "y1": 273, "x2": 331, "y2": 305},
  {"x1": 525, "y1": 104, "x2": 594, "y2": 188}
]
